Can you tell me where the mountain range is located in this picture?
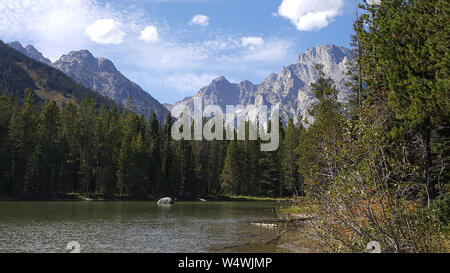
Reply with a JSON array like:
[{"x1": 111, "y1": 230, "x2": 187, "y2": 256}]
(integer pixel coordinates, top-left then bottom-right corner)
[
  {"x1": 171, "y1": 45, "x2": 353, "y2": 125},
  {"x1": 8, "y1": 41, "x2": 169, "y2": 120},
  {"x1": 6, "y1": 42, "x2": 353, "y2": 124},
  {"x1": 0, "y1": 41, "x2": 119, "y2": 109},
  {"x1": 8, "y1": 41, "x2": 52, "y2": 66}
]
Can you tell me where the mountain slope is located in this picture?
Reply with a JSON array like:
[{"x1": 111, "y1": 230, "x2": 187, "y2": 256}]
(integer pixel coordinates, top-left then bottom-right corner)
[
  {"x1": 173, "y1": 45, "x2": 353, "y2": 124},
  {"x1": 0, "y1": 41, "x2": 119, "y2": 109},
  {"x1": 53, "y1": 50, "x2": 169, "y2": 120},
  {"x1": 8, "y1": 41, "x2": 52, "y2": 66}
]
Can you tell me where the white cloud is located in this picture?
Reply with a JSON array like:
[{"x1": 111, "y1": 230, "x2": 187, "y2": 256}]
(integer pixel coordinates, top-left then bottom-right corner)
[
  {"x1": 277, "y1": 0, "x2": 344, "y2": 31},
  {"x1": 0, "y1": 0, "x2": 132, "y2": 60},
  {"x1": 140, "y1": 26, "x2": 160, "y2": 43},
  {"x1": 86, "y1": 19, "x2": 125, "y2": 45},
  {"x1": 241, "y1": 36, "x2": 264, "y2": 50},
  {"x1": 189, "y1": 14, "x2": 209, "y2": 26}
]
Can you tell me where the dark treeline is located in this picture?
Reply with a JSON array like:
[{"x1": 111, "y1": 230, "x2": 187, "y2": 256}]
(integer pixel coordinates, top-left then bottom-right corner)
[{"x1": 0, "y1": 90, "x2": 303, "y2": 198}]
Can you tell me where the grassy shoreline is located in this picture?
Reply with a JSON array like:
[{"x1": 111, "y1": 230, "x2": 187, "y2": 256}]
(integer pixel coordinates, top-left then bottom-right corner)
[{"x1": 224, "y1": 195, "x2": 292, "y2": 202}]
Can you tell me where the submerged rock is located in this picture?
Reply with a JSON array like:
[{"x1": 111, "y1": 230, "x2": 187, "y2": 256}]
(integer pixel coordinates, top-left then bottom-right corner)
[{"x1": 157, "y1": 197, "x2": 174, "y2": 205}]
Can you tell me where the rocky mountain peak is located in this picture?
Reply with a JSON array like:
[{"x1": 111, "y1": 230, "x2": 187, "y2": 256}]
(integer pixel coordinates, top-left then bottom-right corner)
[
  {"x1": 8, "y1": 41, "x2": 52, "y2": 66},
  {"x1": 213, "y1": 75, "x2": 228, "y2": 82},
  {"x1": 25, "y1": 44, "x2": 39, "y2": 52},
  {"x1": 97, "y1": 57, "x2": 118, "y2": 73},
  {"x1": 173, "y1": 44, "x2": 353, "y2": 125},
  {"x1": 67, "y1": 49, "x2": 95, "y2": 59},
  {"x1": 265, "y1": 73, "x2": 278, "y2": 82},
  {"x1": 8, "y1": 41, "x2": 23, "y2": 49},
  {"x1": 210, "y1": 76, "x2": 231, "y2": 87},
  {"x1": 259, "y1": 73, "x2": 278, "y2": 91},
  {"x1": 239, "y1": 80, "x2": 255, "y2": 88},
  {"x1": 55, "y1": 50, "x2": 118, "y2": 74},
  {"x1": 53, "y1": 50, "x2": 169, "y2": 119},
  {"x1": 297, "y1": 44, "x2": 352, "y2": 67},
  {"x1": 201, "y1": 76, "x2": 236, "y2": 96},
  {"x1": 55, "y1": 50, "x2": 98, "y2": 72}
]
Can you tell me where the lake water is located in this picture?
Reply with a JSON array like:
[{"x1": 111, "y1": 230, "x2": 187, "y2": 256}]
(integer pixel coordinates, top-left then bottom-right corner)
[{"x1": 0, "y1": 201, "x2": 283, "y2": 253}]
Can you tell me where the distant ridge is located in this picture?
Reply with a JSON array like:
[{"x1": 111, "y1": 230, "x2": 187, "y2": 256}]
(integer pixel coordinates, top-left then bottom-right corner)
[
  {"x1": 173, "y1": 44, "x2": 353, "y2": 125},
  {"x1": 8, "y1": 41, "x2": 52, "y2": 66},
  {"x1": 7, "y1": 41, "x2": 352, "y2": 124},
  {"x1": 7, "y1": 42, "x2": 169, "y2": 120},
  {"x1": 0, "y1": 40, "x2": 120, "y2": 110},
  {"x1": 53, "y1": 49, "x2": 169, "y2": 120}
]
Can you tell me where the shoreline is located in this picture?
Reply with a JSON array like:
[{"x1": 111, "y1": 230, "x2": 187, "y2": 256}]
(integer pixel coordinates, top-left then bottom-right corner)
[{"x1": 0, "y1": 193, "x2": 293, "y2": 203}]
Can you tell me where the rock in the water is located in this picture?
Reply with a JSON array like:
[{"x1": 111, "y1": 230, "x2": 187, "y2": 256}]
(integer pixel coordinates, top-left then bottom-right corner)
[{"x1": 157, "y1": 197, "x2": 174, "y2": 205}]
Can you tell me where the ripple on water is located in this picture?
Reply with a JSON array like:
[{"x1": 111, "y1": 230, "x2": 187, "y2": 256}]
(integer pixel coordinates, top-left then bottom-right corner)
[{"x1": 0, "y1": 201, "x2": 280, "y2": 253}]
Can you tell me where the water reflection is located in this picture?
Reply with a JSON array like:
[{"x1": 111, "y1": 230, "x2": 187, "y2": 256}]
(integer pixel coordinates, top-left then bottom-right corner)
[{"x1": 0, "y1": 201, "x2": 281, "y2": 253}]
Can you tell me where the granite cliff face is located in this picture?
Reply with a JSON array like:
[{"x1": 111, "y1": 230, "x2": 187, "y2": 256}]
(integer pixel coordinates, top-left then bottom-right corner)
[
  {"x1": 53, "y1": 50, "x2": 169, "y2": 119},
  {"x1": 173, "y1": 45, "x2": 353, "y2": 125}
]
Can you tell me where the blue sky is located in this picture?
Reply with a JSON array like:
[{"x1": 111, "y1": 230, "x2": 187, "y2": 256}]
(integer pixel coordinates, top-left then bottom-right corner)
[{"x1": 0, "y1": 0, "x2": 356, "y2": 104}]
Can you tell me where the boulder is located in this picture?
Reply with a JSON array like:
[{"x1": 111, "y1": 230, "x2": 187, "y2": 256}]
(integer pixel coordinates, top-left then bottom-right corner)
[{"x1": 157, "y1": 197, "x2": 174, "y2": 205}]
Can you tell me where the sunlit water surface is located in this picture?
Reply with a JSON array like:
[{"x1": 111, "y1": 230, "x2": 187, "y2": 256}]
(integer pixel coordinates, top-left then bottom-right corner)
[{"x1": 0, "y1": 201, "x2": 282, "y2": 253}]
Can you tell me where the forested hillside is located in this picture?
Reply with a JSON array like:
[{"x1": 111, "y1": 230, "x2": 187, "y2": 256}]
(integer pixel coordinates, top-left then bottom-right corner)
[
  {"x1": 0, "y1": 39, "x2": 297, "y2": 199},
  {"x1": 0, "y1": 91, "x2": 299, "y2": 198}
]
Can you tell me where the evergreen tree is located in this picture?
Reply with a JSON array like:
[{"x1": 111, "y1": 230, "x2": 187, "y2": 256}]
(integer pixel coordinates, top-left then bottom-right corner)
[
  {"x1": 8, "y1": 89, "x2": 38, "y2": 195},
  {"x1": 117, "y1": 109, "x2": 148, "y2": 197},
  {"x1": 78, "y1": 98, "x2": 97, "y2": 193},
  {"x1": 206, "y1": 139, "x2": 227, "y2": 195},
  {"x1": 60, "y1": 103, "x2": 81, "y2": 192},
  {"x1": 0, "y1": 96, "x2": 18, "y2": 194},
  {"x1": 297, "y1": 65, "x2": 346, "y2": 196},
  {"x1": 161, "y1": 113, "x2": 179, "y2": 196},
  {"x1": 94, "y1": 107, "x2": 121, "y2": 195},
  {"x1": 356, "y1": 0, "x2": 449, "y2": 203},
  {"x1": 281, "y1": 118, "x2": 303, "y2": 196},
  {"x1": 244, "y1": 121, "x2": 261, "y2": 195},
  {"x1": 258, "y1": 120, "x2": 282, "y2": 197},
  {"x1": 176, "y1": 139, "x2": 196, "y2": 197},
  {"x1": 146, "y1": 112, "x2": 162, "y2": 196},
  {"x1": 25, "y1": 101, "x2": 62, "y2": 192},
  {"x1": 220, "y1": 139, "x2": 240, "y2": 195}
]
